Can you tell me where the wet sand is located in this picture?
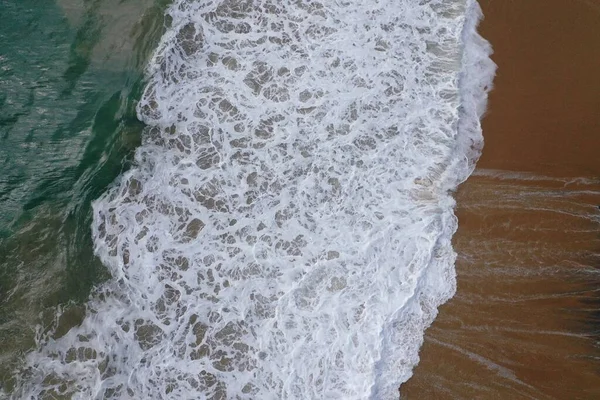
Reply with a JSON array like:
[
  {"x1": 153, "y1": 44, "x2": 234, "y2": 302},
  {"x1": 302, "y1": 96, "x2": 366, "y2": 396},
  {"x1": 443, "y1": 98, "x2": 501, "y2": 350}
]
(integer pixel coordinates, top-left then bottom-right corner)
[{"x1": 402, "y1": 1, "x2": 600, "y2": 399}]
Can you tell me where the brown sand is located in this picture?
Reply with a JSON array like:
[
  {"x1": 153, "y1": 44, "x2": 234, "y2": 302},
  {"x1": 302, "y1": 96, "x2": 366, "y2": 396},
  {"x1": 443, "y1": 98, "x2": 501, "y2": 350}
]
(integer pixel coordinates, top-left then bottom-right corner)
[
  {"x1": 476, "y1": 0, "x2": 600, "y2": 177},
  {"x1": 401, "y1": 1, "x2": 600, "y2": 399}
]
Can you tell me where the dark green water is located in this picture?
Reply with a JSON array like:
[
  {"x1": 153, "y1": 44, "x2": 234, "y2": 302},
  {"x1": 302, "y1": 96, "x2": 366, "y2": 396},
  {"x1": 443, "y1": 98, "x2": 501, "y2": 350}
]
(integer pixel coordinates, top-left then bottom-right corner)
[{"x1": 0, "y1": 0, "x2": 168, "y2": 388}]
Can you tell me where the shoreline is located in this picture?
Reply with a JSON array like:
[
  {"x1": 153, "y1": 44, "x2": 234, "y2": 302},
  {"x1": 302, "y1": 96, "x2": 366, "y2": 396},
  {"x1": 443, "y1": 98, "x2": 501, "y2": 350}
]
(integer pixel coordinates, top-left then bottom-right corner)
[{"x1": 402, "y1": 0, "x2": 600, "y2": 398}]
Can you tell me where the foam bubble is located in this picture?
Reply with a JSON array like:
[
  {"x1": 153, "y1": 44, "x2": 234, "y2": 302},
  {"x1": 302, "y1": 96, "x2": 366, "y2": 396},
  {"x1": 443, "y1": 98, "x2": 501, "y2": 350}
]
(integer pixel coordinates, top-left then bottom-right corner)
[{"x1": 12, "y1": 0, "x2": 494, "y2": 398}]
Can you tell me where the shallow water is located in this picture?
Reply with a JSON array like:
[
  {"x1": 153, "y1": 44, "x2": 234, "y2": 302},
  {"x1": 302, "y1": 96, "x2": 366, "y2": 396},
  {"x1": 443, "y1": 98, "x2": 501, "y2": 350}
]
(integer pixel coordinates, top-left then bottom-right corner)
[
  {"x1": 0, "y1": 0, "x2": 168, "y2": 389},
  {"x1": 402, "y1": 170, "x2": 600, "y2": 399}
]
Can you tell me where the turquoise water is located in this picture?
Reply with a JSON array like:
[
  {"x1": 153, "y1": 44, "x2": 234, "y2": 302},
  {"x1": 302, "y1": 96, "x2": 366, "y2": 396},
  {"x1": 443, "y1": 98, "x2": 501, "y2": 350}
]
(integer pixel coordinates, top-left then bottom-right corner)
[{"x1": 0, "y1": 0, "x2": 168, "y2": 388}]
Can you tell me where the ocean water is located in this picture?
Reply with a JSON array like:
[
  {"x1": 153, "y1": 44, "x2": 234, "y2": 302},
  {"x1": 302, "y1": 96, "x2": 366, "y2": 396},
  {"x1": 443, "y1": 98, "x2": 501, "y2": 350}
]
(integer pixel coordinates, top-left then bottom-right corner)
[
  {"x1": 0, "y1": 0, "x2": 167, "y2": 391},
  {"x1": 4, "y1": 0, "x2": 495, "y2": 399}
]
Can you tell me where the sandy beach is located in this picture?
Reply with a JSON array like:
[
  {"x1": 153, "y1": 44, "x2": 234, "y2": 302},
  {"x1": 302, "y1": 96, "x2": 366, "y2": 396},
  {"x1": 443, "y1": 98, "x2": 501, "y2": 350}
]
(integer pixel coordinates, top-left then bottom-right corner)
[{"x1": 402, "y1": 0, "x2": 600, "y2": 398}]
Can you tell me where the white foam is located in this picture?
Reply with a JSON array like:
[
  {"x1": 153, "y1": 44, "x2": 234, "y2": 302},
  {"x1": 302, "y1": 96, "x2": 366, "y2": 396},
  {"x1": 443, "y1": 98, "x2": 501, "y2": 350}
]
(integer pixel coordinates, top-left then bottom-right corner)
[{"x1": 13, "y1": 1, "x2": 495, "y2": 398}]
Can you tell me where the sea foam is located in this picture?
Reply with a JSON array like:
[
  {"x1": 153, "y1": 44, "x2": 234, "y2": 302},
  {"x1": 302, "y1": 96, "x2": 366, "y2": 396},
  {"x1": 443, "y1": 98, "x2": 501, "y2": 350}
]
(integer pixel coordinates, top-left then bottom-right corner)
[{"x1": 13, "y1": 0, "x2": 494, "y2": 398}]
